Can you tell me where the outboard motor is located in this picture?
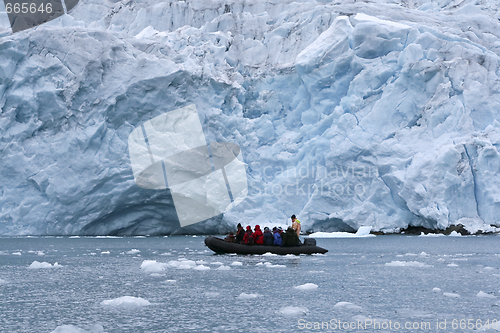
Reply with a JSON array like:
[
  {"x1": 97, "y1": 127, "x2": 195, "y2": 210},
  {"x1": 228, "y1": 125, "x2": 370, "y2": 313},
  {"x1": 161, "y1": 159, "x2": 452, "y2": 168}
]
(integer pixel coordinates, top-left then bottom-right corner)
[{"x1": 303, "y1": 238, "x2": 316, "y2": 246}]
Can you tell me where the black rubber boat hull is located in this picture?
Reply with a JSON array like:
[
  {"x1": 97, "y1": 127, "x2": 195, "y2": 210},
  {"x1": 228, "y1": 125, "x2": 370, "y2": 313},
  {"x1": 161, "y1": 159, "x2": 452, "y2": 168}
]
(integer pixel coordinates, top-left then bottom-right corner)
[{"x1": 204, "y1": 236, "x2": 328, "y2": 255}]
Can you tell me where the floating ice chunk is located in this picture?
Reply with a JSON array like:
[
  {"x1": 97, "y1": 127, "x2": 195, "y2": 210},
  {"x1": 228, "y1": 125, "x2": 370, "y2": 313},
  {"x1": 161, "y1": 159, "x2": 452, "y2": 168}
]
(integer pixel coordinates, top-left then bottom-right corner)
[
  {"x1": 195, "y1": 260, "x2": 207, "y2": 265},
  {"x1": 160, "y1": 252, "x2": 172, "y2": 256},
  {"x1": 176, "y1": 260, "x2": 196, "y2": 269},
  {"x1": 385, "y1": 261, "x2": 433, "y2": 267},
  {"x1": 237, "y1": 293, "x2": 259, "y2": 300},
  {"x1": 447, "y1": 263, "x2": 458, "y2": 267},
  {"x1": 126, "y1": 249, "x2": 140, "y2": 255},
  {"x1": 443, "y1": 293, "x2": 460, "y2": 298},
  {"x1": 217, "y1": 265, "x2": 231, "y2": 270},
  {"x1": 449, "y1": 231, "x2": 462, "y2": 237},
  {"x1": 279, "y1": 306, "x2": 308, "y2": 316},
  {"x1": 484, "y1": 267, "x2": 495, "y2": 271},
  {"x1": 437, "y1": 258, "x2": 445, "y2": 262},
  {"x1": 256, "y1": 262, "x2": 264, "y2": 266},
  {"x1": 419, "y1": 252, "x2": 428, "y2": 256},
  {"x1": 51, "y1": 324, "x2": 104, "y2": 333},
  {"x1": 12, "y1": 252, "x2": 22, "y2": 256},
  {"x1": 193, "y1": 265, "x2": 210, "y2": 271},
  {"x1": 100, "y1": 296, "x2": 150, "y2": 307},
  {"x1": 210, "y1": 262, "x2": 224, "y2": 265},
  {"x1": 231, "y1": 262, "x2": 243, "y2": 266},
  {"x1": 262, "y1": 252, "x2": 277, "y2": 256},
  {"x1": 69, "y1": 236, "x2": 80, "y2": 239},
  {"x1": 101, "y1": 251, "x2": 110, "y2": 255},
  {"x1": 166, "y1": 280, "x2": 176, "y2": 283},
  {"x1": 333, "y1": 302, "x2": 362, "y2": 310},
  {"x1": 37, "y1": 251, "x2": 45, "y2": 256},
  {"x1": 477, "y1": 291, "x2": 496, "y2": 298},
  {"x1": 28, "y1": 261, "x2": 62, "y2": 269},
  {"x1": 432, "y1": 287, "x2": 441, "y2": 292},
  {"x1": 150, "y1": 273, "x2": 165, "y2": 277},
  {"x1": 140, "y1": 260, "x2": 167, "y2": 272},
  {"x1": 264, "y1": 263, "x2": 286, "y2": 268},
  {"x1": 308, "y1": 227, "x2": 375, "y2": 238},
  {"x1": 294, "y1": 283, "x2": 318, "y2": 291},
  {"x1": 419, "y1": 233, "x2": 444, "y2": 237}
]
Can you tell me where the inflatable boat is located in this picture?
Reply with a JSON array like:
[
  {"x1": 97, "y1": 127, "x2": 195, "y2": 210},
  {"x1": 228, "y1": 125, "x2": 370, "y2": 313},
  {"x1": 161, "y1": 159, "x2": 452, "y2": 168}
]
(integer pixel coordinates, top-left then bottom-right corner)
[{"x1": 204, "y1": 236, "x2": 328, "y2": 255}]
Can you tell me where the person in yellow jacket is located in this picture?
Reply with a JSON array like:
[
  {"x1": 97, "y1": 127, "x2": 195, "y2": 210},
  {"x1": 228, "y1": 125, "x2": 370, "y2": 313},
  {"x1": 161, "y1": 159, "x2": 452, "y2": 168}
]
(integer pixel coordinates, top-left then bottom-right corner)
[{"x1": 291, "y1": 215, "x2": 301, "y2": 237}]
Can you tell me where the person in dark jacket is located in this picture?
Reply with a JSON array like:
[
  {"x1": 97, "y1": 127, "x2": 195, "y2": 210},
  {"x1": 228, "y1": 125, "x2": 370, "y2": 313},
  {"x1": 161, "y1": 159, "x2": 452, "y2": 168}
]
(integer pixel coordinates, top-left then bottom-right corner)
[
  {"x1": 282, "y1": 227, "x2": 299, "y2": 246},
  {"x1": 253, "y1": 225, "x2": 264, "y2": 245},
  {"x1": 243, "y1": 226, "x2": 254, "y2": 244},
  {"x1": 273, "y1": 227, "x2": 283, "y2": 246},
  {"x1": 263, "y1": 227, "x2": 274, "y2": 245},
  {"x1": 235, "y1": 223, "x2": 245, "y2": 243}
]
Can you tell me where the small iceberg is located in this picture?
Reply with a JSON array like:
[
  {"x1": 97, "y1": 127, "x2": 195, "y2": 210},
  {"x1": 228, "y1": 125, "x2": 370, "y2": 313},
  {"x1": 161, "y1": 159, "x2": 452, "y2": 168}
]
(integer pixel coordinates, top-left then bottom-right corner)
[
  {"x1": 100, "y1": 296, "x2": 150, "y2": 307},
  {"x1": 333, "y1": 302, "x2": 362, "y2": 310},
  {"x1": 193, "y1": 265, "x2": 211, "y2": 271},
  {"x1": 279, "y1": 306, "x2": 308, "y2": 316},
  {"x1": 28, "y1": 261, "x2": 63, "y2": 269},
  {"x1": 385, "y1": 261, "x2": 433, "y2": 268},
  {"x1": 308, "y1": 226, "x2": 374, "y2": 238},
  {"x1": 140, "y1": 260, "x2": 167, "y2": 272},
  {"x1": 237, "y1": 293, "x2": 259, "y2": 300},
  {"x1": 477, "y1": 291, "x2": 496, "y2": 299},
  {"x1": 294, "y1": 283, "x2": 318, "y2": 291},
  {"x1": 216, "y1": 265, "x2": 231, "y2": 270}
]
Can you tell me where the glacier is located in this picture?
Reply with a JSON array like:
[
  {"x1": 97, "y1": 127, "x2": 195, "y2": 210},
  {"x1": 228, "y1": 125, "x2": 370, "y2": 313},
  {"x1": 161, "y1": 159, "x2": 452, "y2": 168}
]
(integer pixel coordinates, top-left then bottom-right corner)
[{"x1": 1, "y1": 0, "x2": 500, "y2": 235}]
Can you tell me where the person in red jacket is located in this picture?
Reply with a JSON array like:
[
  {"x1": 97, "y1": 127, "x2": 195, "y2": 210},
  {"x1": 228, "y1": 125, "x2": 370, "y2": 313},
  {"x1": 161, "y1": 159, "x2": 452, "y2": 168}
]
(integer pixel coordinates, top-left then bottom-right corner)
[
  {"x1": 253, "y1": 225, "x2": 264, "y2": 244},
  {"x1": 243, "y1": 226, "x2": 254, "y2": 244}
]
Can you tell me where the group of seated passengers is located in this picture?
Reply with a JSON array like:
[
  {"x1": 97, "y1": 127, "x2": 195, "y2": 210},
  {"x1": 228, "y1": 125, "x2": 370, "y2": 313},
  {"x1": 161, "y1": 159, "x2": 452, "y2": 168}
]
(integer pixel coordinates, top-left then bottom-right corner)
[{"x1": 224, "y1": 219, "x2": 301, "y2": 247}]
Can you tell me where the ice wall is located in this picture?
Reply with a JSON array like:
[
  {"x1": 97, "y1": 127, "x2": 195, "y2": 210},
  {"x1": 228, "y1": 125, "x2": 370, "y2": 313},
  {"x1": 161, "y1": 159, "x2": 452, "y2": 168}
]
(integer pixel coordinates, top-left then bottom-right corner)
[{"x1": 1, "y1": 0, "x2": 500, "y2": 235}]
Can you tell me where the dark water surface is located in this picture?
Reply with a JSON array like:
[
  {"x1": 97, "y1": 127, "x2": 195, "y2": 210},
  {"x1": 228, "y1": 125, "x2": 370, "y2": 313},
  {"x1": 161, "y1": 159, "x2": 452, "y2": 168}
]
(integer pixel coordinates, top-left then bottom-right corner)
[{"x1": 1, "y1": 235, "x2": 500, "y2": 332}]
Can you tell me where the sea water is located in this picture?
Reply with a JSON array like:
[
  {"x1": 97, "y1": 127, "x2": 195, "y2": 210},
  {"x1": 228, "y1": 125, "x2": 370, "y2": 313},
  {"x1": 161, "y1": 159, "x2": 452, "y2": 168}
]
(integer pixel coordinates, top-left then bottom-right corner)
[{"x1": 1, "y1": 235, "x2": 500, "y2": 332}]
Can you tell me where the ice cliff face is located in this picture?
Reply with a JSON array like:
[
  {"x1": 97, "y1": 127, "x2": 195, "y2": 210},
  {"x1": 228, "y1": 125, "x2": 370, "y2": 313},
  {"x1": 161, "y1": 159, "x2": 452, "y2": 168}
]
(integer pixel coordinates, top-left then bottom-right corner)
[{"x1": 1, "y1": 0, "x2": 500, "y2": 235}]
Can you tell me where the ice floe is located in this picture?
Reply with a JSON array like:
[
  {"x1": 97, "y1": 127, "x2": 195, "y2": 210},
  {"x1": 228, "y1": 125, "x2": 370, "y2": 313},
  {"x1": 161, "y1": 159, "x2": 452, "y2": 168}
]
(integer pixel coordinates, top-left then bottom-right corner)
[{"x1": 100, "y1": 296, "x2": 150, "y2": 307}]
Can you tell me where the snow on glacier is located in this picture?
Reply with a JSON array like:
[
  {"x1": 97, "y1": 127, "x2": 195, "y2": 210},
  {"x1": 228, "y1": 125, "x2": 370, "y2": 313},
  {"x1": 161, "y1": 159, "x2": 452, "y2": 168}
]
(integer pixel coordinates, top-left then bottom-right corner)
[{"x1": 1, "y1": 0, "x2": 500, "y2": 234}]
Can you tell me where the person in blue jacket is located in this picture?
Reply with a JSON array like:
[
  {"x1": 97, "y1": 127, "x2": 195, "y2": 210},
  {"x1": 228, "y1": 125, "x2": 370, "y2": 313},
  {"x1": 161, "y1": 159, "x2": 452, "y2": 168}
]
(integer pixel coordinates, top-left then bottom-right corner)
[
  {"x1": 263, "y1": 227, "x2": 274, "y2": 245},
  {"x1": 273, "y1": 227, "x2": 283, "y2": 246}
]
